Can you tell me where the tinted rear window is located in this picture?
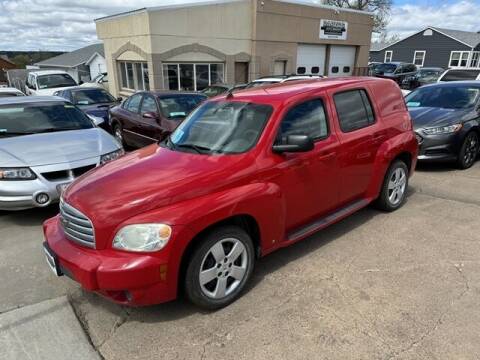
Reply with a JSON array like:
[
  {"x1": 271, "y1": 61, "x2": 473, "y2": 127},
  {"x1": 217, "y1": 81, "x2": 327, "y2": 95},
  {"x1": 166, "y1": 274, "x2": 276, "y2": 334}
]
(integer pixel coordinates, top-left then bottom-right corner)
[
  {"x1": 334, "y1": 90, "x2": 375, "y2": 133},
  {"x1": 441, "y1": 70, "x2": 480, "y2": 82}
]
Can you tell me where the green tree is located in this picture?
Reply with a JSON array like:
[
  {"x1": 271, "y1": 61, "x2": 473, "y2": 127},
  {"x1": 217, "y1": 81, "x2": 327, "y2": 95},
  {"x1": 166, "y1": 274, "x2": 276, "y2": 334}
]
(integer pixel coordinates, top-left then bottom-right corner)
[
  {"x1": 11, "y1": 54, "x2": 30, "y2": 69},
  {"x1": 323, "y1": 0, "x2": 392, "y2": 32}
]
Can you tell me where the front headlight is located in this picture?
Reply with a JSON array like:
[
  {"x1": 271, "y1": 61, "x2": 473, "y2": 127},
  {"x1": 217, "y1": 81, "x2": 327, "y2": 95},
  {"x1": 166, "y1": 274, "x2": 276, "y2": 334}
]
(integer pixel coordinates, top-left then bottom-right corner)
[
  {"x1": 0, "y1": 168, "x2": 37, "y2": 181},
  {"x1": 423, "y1": 124, "x2": 463, "y2": 135},
  {"x1": 100, "y1": 148, "x2": 125, "y2": 165},
  {"x1": 112, "y1": 224, "x2": 172, "y2": 252}
]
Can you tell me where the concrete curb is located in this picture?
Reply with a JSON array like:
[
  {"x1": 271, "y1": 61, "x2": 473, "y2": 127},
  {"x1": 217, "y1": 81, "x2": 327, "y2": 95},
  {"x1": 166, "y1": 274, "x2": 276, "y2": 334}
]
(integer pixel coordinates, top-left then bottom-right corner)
[{"x1": 0, "y1": 296, "x2": 100, "y2": 360}]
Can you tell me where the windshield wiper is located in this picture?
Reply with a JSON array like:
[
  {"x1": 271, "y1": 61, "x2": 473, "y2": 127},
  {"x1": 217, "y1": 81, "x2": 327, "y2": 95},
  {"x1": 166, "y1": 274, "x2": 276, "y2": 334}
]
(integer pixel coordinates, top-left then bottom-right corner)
[
  {"x1": 33, "y1": 127, "x2": 84, "y2": 134},
  {"x1": 175, "y1": 143, "x2": 210, "y2": 154},
  {"x1": 0, "y1": 131, "x2": 35, "y2": 137}
]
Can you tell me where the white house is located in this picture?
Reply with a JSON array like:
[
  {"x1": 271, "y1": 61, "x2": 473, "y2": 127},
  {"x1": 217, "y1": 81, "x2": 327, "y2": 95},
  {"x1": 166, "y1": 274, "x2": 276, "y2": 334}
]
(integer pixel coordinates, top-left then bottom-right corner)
[{"x1": 35, "y1": 44, "x2": 106, "y2": 83}]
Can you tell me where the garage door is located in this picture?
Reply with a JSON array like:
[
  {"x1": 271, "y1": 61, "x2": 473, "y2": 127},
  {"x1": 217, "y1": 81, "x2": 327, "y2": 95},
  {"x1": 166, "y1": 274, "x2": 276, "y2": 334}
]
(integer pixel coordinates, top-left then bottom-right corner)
[
  {"x1": 328, "y1": 45, "x2": 356, "y2": 77},
  {"x1": 296, "y1": 44, "x2": 326, "y2": 76}
]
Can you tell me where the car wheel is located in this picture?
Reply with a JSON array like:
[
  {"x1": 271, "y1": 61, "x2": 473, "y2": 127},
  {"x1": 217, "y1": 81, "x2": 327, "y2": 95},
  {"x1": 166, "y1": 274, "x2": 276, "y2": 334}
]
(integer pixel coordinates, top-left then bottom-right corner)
[
  {"x1": 112, "y1": 123, "x2": 125, "y2": 147},
  {"x1": 457, "y1": 132, "x2": 479, "y2": 170},
  {"x1": 185, "y1": 226, "x2": 255, "y2": 310},
  {"x1": 375, "y1": 160, "x2": 409, "y2": 212}
]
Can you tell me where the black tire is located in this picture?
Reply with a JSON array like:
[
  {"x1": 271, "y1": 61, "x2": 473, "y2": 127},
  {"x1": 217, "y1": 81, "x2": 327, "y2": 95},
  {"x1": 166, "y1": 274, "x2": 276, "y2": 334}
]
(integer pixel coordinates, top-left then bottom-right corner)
[
  {"x1": 375, "y1": 160, "x2": 409, "y2": 212},
  {"x1": 184, "y1": 226, "x2": 255, "y2": 310},
  {"x1": 112, "y1": 122, "x2": 126, "y2": 148},
  {"x1": 457, "y1": 132, "x2": 479, "y2": 170}
]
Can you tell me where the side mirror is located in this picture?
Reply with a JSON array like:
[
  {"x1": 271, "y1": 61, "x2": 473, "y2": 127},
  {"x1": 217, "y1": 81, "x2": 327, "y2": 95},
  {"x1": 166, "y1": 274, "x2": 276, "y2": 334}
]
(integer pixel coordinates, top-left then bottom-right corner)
[
  {"x1": 143, "y1": 111, "x2": 159, "y2": 120},
  {"x1": 116, "y1": 97, "x2": 123, "y2": 102},
  {"x1": 273, "y1": 135, "x2": 314, "y2": 153},
  {"x1": 79, "y1": 80, "x2": 84, "y2": 85},
  {"x1": 87, "y1": 114, "x2": 105, "y2": 127}
]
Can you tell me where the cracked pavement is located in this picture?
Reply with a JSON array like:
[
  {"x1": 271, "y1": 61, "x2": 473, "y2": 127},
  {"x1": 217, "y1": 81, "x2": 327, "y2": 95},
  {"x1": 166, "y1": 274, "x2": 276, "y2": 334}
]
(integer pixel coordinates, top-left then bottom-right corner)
[{"x1": 1, "y1": 161, "x2": 480, "y2": 359}]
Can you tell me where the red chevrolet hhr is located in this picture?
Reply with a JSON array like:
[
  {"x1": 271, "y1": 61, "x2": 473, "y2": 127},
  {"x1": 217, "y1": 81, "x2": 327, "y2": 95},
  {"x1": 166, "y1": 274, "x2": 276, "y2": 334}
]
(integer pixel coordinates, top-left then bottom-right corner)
[{"x1": 44, "y1": 77, "x2": 418, "y2": 309}]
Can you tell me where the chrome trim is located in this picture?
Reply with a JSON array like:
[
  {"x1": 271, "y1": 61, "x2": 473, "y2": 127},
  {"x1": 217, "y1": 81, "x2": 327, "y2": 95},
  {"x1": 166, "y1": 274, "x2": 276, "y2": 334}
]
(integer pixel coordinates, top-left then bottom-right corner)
[
  {"x1": 59, "y1": 201, "x2": 96, "y2": 248},
  {"x1": 123, "y1": 129, "x2": 158, "y2": 141}
]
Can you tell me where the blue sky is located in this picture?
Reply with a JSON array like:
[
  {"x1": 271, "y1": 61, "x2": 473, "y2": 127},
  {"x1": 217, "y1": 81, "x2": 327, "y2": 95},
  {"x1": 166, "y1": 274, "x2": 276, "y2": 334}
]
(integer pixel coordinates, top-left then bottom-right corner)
[{"x1": 0, "y1": 0, "x2": 479, "y2": 51}]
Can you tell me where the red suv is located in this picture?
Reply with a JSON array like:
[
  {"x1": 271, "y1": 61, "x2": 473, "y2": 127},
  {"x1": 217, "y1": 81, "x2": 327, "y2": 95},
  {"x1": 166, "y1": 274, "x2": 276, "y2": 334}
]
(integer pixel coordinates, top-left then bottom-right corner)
[{"x1": 43, "y1": 78, "x2": 418, "y2": 309}]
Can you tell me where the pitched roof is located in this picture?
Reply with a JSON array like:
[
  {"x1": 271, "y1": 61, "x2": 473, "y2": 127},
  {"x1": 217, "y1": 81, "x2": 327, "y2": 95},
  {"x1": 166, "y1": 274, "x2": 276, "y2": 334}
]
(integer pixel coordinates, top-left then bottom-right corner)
[
  {"x1": 35, "y1": 43, "x2": 104, "y2": 68},
  {"x1": 0, "y1": 55, "x2": 15, "y2": 66},
  {"x1": 430, "y1": 27, "x2": 480, "y2": 48},
  {"x1": 370, "y1": 27, "x2": 480, "y2": 53}
]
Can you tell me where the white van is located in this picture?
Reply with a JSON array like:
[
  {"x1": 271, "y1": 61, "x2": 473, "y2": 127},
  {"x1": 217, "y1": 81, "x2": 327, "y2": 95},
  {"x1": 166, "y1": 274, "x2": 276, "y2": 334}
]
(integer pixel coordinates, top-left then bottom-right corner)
[{"x1": 25, "y1": 70, "x2": 78, "y2": 96}]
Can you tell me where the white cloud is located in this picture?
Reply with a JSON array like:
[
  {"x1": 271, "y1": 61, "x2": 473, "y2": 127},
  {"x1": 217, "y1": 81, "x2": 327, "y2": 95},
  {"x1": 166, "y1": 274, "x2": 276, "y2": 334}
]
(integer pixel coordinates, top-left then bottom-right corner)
[{"x1": 384, "y1": 0, "x2": 480, "y2": 39}]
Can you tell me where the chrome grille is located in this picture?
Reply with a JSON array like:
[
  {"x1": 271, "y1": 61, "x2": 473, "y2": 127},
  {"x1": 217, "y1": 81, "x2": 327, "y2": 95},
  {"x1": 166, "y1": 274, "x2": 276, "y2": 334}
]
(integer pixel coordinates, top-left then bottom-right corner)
[{"x1": 59, "y1": 201, "x2": 95, "y2": 248}]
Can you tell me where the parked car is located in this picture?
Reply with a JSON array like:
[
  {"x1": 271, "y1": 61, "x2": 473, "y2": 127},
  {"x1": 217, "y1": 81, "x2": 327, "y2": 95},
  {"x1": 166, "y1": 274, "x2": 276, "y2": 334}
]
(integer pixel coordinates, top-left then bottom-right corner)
[
  {"x1": 245, "y1": 75, "x2": 323, "y2": 88},
  {"x1": 437, "y1": 69, "x2": 480, "y2": 82},
  {"x1": 0, "y1": 96, "x2": 123, "y2": 211},
  {"x1": 201, "y1": 83, "x2": 247, "y2": 98},
  {"x1": 109, "y1": 91, "x2": 207, "y2": 148},
  {"x1": 0, "y1": 87, "x2": 25, "y2": 97},
  {"x1": 80, "y1": 72, "x2": 109, "y2": 91},
  {"x1": 25, "y1": 70, "x2": 78, "y2": 96},
  {"x1": 53, "y1": 87, "x2": 121, "y2": 131},
  {"x1": 372, "y1": 62, "x2": 417, "y2": 85},
  {"x1": 406, "y1": 81, "x2": 480, "y2": 169},
  {"x1": 402, "y1": 67, "x2": 444, "y2": 90},
  {"x1": 43, "y1": 77, "x2": 417, "y2": 309}
]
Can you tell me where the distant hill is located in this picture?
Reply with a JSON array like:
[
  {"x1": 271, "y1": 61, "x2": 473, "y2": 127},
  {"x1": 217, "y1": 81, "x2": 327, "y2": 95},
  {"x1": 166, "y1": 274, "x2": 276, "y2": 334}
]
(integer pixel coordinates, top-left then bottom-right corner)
[{"x1": 0, "y1": 51, "x2": 65, "y2": 69}]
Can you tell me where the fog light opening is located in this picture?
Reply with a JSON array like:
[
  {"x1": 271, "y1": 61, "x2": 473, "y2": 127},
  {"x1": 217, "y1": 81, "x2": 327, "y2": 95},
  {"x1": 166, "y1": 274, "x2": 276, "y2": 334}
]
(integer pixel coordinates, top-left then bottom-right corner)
[{"x1": 35, "y1": 193, "x2": 50, "y2": 206}]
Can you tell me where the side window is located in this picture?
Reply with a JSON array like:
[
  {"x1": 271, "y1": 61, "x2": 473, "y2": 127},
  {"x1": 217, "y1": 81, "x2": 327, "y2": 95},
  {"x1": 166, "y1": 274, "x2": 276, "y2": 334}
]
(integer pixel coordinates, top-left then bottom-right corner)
[
  {"x1": 277, "y1": 99, "x2": 328, "y2": 141},
  {"x1": 140, "y1": 95, "x2": 158, "y2": 115},
  {"x1": 126, "y1": 94, "x2": 142, "y2": 113},
  {"x1": 334, "y1": 89, "x2": 375, "y2": 133}
]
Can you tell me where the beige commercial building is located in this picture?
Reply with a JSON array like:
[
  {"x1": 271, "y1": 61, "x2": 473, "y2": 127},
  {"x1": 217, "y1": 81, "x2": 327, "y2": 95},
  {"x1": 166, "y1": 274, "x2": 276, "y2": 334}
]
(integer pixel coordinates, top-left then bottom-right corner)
[{"x1": 95, "y1": 0, "x2": 374, "y2": 97}]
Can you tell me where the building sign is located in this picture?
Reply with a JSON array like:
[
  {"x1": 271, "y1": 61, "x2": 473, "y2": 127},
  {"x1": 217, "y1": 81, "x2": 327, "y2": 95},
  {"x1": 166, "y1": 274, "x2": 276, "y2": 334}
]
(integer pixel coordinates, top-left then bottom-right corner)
[{"x1": 320, "y1": 19, "x2": 348, "y2": 40}]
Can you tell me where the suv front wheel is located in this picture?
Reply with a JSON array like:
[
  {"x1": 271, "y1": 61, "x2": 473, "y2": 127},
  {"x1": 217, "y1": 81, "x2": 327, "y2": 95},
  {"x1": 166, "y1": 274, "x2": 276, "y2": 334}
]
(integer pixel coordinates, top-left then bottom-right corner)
[
  {"x1": 375, "y1": 160, "x2": 409, "y2": 212},
  {"x1": 185, "y1": 226, "x2": 255, "y2": 310}
]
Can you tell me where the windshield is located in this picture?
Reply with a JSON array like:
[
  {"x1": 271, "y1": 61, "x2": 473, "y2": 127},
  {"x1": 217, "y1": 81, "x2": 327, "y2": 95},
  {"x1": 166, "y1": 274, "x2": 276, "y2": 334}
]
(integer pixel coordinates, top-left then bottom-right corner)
[
  {"x1": 158, "y1": 95, "x2": 206, "y2": 119},
  {"x1": 375, "y1": 63, "x2": 397, "y2": 73},
  {"x1": 440, "y1": 70, "x2": 480, "y2": 82},
  {"x1": 405, "y1": 85, "x2": 480, "y2": 109},
  {"x1": 166, "y1": 101, "x2": 273, "y2": 154},
  {"x1": 73, "y1": 89, "x2": 116, "y2": 105},
  {"x1": 246, "y1": 81, "x2": 279, "y2": 89},
  {"x1": 418, "y1": 69, "x2": 442, "y2": 79},
  {"x1": 0, "y1": 102, "x2": 94, "y2": 137},
  {"x1": 37, "y1": 74, "x2": 77, "y2": 89}
]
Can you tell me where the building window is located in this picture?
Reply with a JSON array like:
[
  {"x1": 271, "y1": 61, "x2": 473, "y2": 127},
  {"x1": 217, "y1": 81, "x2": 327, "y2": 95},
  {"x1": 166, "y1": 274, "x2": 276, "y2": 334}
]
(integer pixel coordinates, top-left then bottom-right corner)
[
  {"x1": 413, "y1": 51, "x2": 426, "y2": 67},
  {"x1": 384, "y1": 50, "x2": 393, "y2": 63},
  {"x1": 162, "y1": 63, "x2": 225, "y2": 91},
  {"x1": 119, "y1": 61, "x2": 149, "y2": 91},
  {"x1": 297, "y1": 66, "x2": 306, "y2": 74},
  {"x1": 471, "y1": 52, "x2": 480, "y2": 68},
  {"x1": 449, "y1": 51, "x2": 470, "y2": 67},
  {"x1": 423, "y1": 29, "x2": 433, "y2": 36}
]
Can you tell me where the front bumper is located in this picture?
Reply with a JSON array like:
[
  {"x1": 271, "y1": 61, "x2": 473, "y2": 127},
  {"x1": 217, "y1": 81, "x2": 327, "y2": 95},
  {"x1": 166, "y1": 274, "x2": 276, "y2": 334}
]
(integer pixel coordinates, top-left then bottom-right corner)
[
  {"x1": 415, "y1": 131, "x2": 462, "y2": 161},
  {"x1": 0, "y1": 157, "x2": 99, "y2": 211},
  {"x1": 43, "y1": 216, "x2": 177, "y2": 306}
]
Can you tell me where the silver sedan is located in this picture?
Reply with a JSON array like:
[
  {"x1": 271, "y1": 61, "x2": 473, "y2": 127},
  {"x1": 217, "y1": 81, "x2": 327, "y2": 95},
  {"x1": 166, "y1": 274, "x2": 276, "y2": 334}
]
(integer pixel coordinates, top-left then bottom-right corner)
[{"x1": 0, "y1": 96, "x2": 124, "y2": 211}]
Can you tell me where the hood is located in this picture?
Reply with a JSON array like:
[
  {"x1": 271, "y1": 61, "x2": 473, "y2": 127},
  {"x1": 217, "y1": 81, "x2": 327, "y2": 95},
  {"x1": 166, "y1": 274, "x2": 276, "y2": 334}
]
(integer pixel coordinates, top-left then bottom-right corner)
[
  {"x1": 409, "y1": 107, "x2": 476, "y2": 131},
  {"x1": 0, "y1": 128, "x2": 120, "y2": 167},
  {"x1": 79, "y1": 103, "x2": 114, "y2": 119},
  {"x1": 64, "y1": 145, "x2": 254, "y2": 249},
  {"x1": 35, "y1": 86, "x2": 75, "y2": 96}
]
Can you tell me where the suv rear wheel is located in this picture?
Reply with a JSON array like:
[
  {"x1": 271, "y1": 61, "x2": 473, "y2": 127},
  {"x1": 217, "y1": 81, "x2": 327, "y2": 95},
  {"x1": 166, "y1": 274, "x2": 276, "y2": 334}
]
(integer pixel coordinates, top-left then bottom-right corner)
[
  {"x1": 375, "y1": 160, "x2": 409, "y2": 212},
  {"x1": 185, "y1": 226, "x2": 255, "y2": 310}
]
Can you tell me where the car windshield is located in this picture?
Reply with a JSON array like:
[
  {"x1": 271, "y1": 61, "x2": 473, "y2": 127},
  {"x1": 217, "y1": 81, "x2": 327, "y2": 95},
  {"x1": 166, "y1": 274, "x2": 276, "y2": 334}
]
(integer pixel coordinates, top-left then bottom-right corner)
[
  {"x1": 37, "y1": 74, "x2": 77, "y2": 89},
  {"x1": 246, "y1": 81, "x2": 279, "y2": 88},
  {"x1": 158, "y1": 95, "x2": 206, "y2": 119},
  {"x1": 73, "y1": 89, "x2": 116, "y2": 105},
  {"x1": 405, "y1": 85, "x2": 480, "y2": 109},
  {"x1": 440, "y1": 70, "x2": 480, "y2": 82},
  {"x1": 375, "y1": 63, "x2": 397, "y2": 73},
  {"x1": 418, "y1": 69, "x2": 442, "y2": 79},
  {"x1": 0, "y1": 102, "x2": 94, "y2": 137},
  {"x1": 166, "y1": 101, "x2": 273, "y2": 154}
]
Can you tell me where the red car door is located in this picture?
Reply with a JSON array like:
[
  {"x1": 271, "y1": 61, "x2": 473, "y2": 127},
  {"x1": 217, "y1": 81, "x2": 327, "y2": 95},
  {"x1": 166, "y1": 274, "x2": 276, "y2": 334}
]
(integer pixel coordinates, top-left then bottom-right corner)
[
  {"x1": 328, "y1": 87, "x2": 386, "y2": 205},
  {"x1": 270, "y1": 97, "x2": 340, "y2": 234},
  {"x1": 138, "y1": 94, "x2": 163, "y2": 146}
]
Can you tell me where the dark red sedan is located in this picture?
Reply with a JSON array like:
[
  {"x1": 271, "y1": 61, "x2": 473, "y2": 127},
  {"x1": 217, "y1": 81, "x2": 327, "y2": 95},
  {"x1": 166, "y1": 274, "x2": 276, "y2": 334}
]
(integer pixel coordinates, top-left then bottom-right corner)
[{"x1": 109, "y1": 91, "x2": 206, "y2": 148}]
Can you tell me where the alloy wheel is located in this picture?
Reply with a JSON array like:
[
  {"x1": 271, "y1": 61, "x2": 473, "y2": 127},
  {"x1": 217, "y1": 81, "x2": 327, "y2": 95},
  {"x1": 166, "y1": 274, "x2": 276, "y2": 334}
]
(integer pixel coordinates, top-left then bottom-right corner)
[
  {"x1": 388, "y1": 167, "x2": 407, "y2": 205},
  {"x1": 114, "y1": 126, "x2": 123, "y2": 144},
  {"x1": 199, "y1": 238, "x2": 248, "y2": 299},
  {"x1": 463, "y1": 133, "x2": 479, "y2": 168}
]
